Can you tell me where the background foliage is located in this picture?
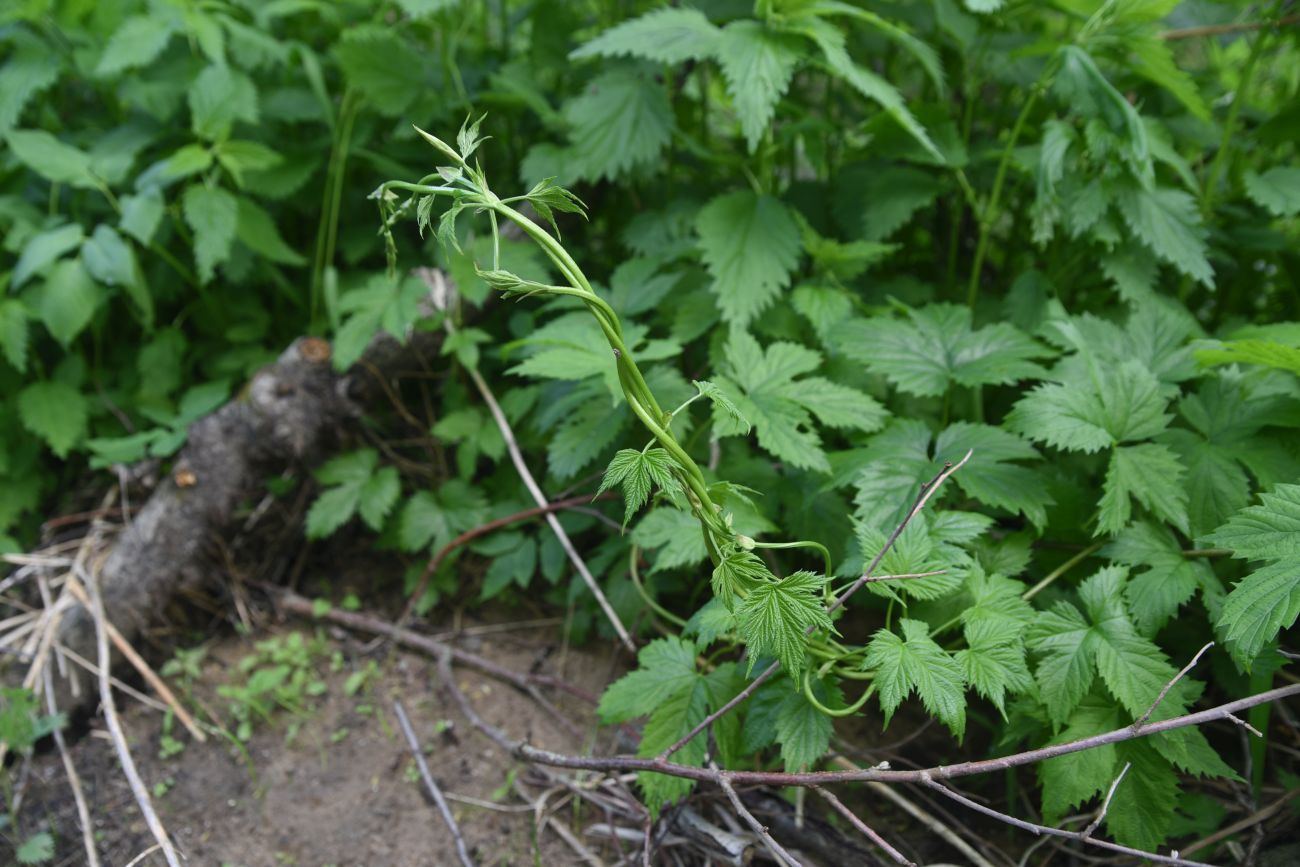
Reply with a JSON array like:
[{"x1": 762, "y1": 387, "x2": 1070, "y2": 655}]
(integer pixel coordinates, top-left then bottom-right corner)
[{"x1": 3, "y1": 0, "x2": 1300, "y2": 854}]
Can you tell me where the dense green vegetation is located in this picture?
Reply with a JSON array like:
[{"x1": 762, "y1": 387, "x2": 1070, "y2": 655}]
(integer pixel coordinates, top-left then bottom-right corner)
[{"x1": 4, "y1": 0, "x2": 1300, "y2": 859}]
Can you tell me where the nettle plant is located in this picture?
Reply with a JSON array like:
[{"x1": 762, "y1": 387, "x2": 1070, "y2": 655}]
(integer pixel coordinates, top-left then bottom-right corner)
[{"x1": 376, "y1": 116, "x2": 1300, "y2": 850}]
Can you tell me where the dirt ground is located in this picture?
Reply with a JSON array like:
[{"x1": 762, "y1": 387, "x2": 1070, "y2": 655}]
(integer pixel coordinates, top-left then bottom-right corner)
[{"x1": 15, "y1": 616, "x2": 621, "y2": 867}]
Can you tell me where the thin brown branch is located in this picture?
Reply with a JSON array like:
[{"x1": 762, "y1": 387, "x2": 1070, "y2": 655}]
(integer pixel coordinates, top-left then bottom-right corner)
[
  {"x1": 920, "y1": 774, "x2": 1212, "y2": 867},
  {"x1": 860, "y1": 778, "x2": 998, "y2": 867},
  {"x1": 393, "y1": 700, "x2": 476, "y2": 867},
  {"x1": 459, "y1": 330, "x2": 636, "y2": 653},
  {"x1": 657, "y1": 451, "x2": 974, "y2": 761},
  {"x1": 814, "y1": 786, "x2": 915, "y2": 867},
  {"x1": 1181, "y1": 786, "x2": 1300, "y2": 856},
  {"x1": 1080, "y1": 761, "x2": 1130, "y2": 839},
  {"x1": 398, "y1": 491, "x2": 617, "y2": 626},
  {"x1": 1161, "y1": 15, "x2": 1299, "y2": 40},
  {"x1": 83, "y1": 563, "x2": 182, "y2": 867},
  {"x1": 518, "y1": 683, "x2": 1300, "y2": 786},
  {"x1": 710, "y1": 759, "x2": 803, "y2": 867},
  {"x1": 1134, "y1": 642, "x2": 1213, "y2": 730},
  {"x1": 42, "y1": 666, "x2": 101, "y2": 867}
]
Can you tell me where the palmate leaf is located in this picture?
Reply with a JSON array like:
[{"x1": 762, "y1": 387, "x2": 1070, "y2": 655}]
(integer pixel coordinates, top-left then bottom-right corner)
[
  {"x1": 597, "y1": 447, "x2": 678, "y2": 526},
  {"x1": 833, "y1": 304, "x2": 1050, "y2": 398},
  {"x1": 774, "y1": 679, "x2": 837, "y2": 770},
  {"x1": 1104, "y1": 521, "x2": 1208, "y2": 635},
  {"x1": 633, "y1": 507, "x2": 709, "y2": 573},
  {"x1": 598, "y1": 637, "x2": 699, "y2": 722},
  {"x1": 864, "y1": 618, "x2": 966, "y2": 739},
  {"x1": 712, "y1": 545, "x2": 773, "y2": 605},
  {"x1": 695, "y1": 190, "x2": 802, "y2": 327},
  {"x1": 956, "y1": 620, "x2": 1032, "y2": 716},
  {"x1": 1097, "y1": 443, "x2": 1189, "y2": 536},
  {"x1": 1038, "y1": 694, "x2": 1121, "y2": 824},
  {"x1": 1114, "y1": 184, "x2": 1213, "y2": 287},
  {"x1": 1006, "y1": 360, "x2": 1172, "y2": 453},
  {"x1": 1204, "y1": 484, "x2": 1300, "y2": 664},
  {"x1": 714, "y1": 331, "x2": 885, "y2": 471},
  {"x1": 570, "y1": 7, "x2": 721, "y2": 64},
  {"x1": 736, "y1": 570, "x2": 832, "y2": 677},
  {"x1": 935, "y1": 422, "x2": 1052, "y2": 528}
]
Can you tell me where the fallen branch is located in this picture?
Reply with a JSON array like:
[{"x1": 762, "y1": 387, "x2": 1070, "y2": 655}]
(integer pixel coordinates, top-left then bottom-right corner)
[
  {"x1": 42, "y1": 665, "x2": 101, "y2": 867},
  {"x1": 393, "y1": 699, "x2": 476, "y2": 867},
  {"x1": 710, "y1": 758, "x2": 802, "y2": 867},
  {"x1": 813, "y1": 787, "x2": 914, "y2": 867}
]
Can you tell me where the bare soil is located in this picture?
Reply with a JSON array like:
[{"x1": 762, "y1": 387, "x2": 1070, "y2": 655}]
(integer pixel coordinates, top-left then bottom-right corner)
[{"x1": 16, "y1": 618, "x2": 618, "y2": 867}]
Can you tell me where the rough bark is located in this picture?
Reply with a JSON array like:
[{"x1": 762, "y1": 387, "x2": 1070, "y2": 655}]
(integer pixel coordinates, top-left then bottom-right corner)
[{"x1": 44, "y1": 327, "x2": 442, "y2": 710}]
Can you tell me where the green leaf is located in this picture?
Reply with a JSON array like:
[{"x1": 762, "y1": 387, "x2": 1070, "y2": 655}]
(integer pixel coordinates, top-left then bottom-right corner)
[
  {"x1": 216, "y1": 140, "x2": 284, "y2": 187},
  {"x1": 635, "y1": 678, "x2": 708, "y2": 814},
  {"x1": 335, "y1": 28, "x2": 423, "y2": 116},
  {"x1": 39, "y1": 258, "x2": 100, "y2": 346},
  {"x1": 96, "y1": 15, "x2": 175, "y2": 76},
  {"x1": 18, "y1": 380, "x2": 88, "y2": 458},
  {"x1": 1038, "y1": 695, "x2": 1121, "y2": 824},
  {"x1": 1106, "y1": 740, "x2": 1178, "y2": 851},
  {"x1": 1203, "y1": 483, "x2": 1300, "y2": 562},
  {"x1": 357, "y1": 466, "x2": 400, "y2": 531},
  {"x1": 13, "y1": 223, "x2": 84, "y2": 289},
  {"x1": 712, "y1": 545, "x2": 774, "y2": 605},
  {"x1": 774, "y1": 684, "x2": 834, "y2": 771},
  {"x1": 715, "y1": 20, "x2": 803, "y2": 151},
  {"x1": 1006, "y1": 360, "x2": 1171, "y2": 453},
  {"x1": 1115, "y1": 184, "x2": 1212, "y2": 287},
  {"x1": 182, "y1": 184, "x2": 238, "y2": 284},
  {"x1": 957, "y1": 620, "x2": 1032, "y2": 716},
  {"x1": 0, "y1": 34, "x2": 61, "y2": 133},
  {"x1": 633, "y1": 507, "x2": 709, "y2": 573},
  {"x1": 864, "y1": 618, "x2": 966, "y2": 739},
  {"x1": 306, "y1": 450, "x2": 384, "y2": 539},
  {"x1": 696, "y1": 190, "x2": 802, "y2": 327},
  {"x1": 189, "y1": 65, "x2": 258, "y2": 141},
  {"x1": 1105, "y1": 522, "x2": 1207, "y2": 635},
  {"x1": 935, "y1": 422, "x2": 1051, "y2": 528},
  {"x1": 1097, "y1": 443, "x2": 1189, "y2": 536},
  {"x1": 683, "y1": 598, "x2": 738, "y2": 645},
  {"x1": 571, "y1": 8, "x2": 721, "y2": 64},
  {"x1": 565, "y1": 68, "x2": 672, "y2": 182},
  {"x1": 1027, "y1": 601, "x2": 1095, "y2": 726},
  {"x1": 597, "y1": 447, "x2": 678, "y2": 526},
  {"x1": 833, "y1": 304, "x2": 1050, "y2": 397},
  {"x1": 0, "y1": 300, "x2": 29, "y2": 372},
  {"x1": 236, "y1": 197, "x2": 306, "y2": 265},
  {"x1": 693, "y1": 380, "x2": 750, "y2": 434},
  {"x1": 398, "y1": 480, "x2": 488, "y2": 553},
  {"x1": 598, "y1": 637, "x2": 699, "y2": 722},
  {"x1": 1205, "y1": 484, "x2": 1300, "y2": 664},
  {"x1": 737, "y1": 571, "x2": 832, "y2": 677},
  {"x1": 6, "y1": 129, "x2": 97, "y2": 189},
  {"x1": 1244, "y1": 167, "x2": 1300, "y2": 218},
  {"x1": 1195, "y1": 339, "x2": 1300, "y2": 376},
  {"x1": 780, "y1": 376, "x2": 887, "y2": 432},
  {"x1": 480, "y1": 533, "x2": 537, "y2": 599},
  {"x1": 15, "y1": 831, "x2": 54, "y2": 865},
  {"x1": 81, "y1": 225, "x2": 151, "y2": 324}
]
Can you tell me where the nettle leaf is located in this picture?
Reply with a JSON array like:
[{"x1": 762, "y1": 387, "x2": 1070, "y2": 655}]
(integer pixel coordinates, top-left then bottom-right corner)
[
  {"x1": 715, "y1": 20, "x2": 803, "y2": 151},
  {"x1": 1195, "y1": 339, "x2": 1300, "y2": 376},
  {"x1": 6, "y1": 129, "x2": 97, "y2": 189},
  {"x1": 335, "y1": 27, "x2": 424, "y2": 116},
  {"x1": 1114, "y1": 184, "x2": 1212, "y2": 288},
  {"x1": 715, "y1": 331, "x2": 885, "y2": 471},
  {"x1": 96, "y1": 15, "x2": 175, "y2": 76},
  {"x1": 571, "y1": 7, "x2": 721, "y2": 64},
  {"x1": 40, "y1": 258, "x2": 100, "y2": 346},
  {"x1": 13, "y1": 223, "x2": 84, "y2": 289},
  {"x1": 0, "y1": 34, "x2": 61, "y2": 133},
  {"x1": 189, "y1": 65, "x2": 258, "y2": 141},
  {"x1": 0, "y1": 300, "x2": 29, "y2": 372},
  {"x1": 1205, "y1": 484, "x2": 1300, "y2": 664},
  {"x1": 833, "y1": 304, "x2": 1050, "y2": 398},
  {"x1": 958, "y1": 621, "x2": 1033, "y2": 716},
  {"x1": 696, "y1": 190, "x2": 802, "y2": 327},
  {"x1": 597, "y1": 447, "x2": 678, "y2": 526},
  {"x1": 565, "y1": 68, "x2": 672, "y2": 182},
  {"x1": 864, "y1": 618, "x2": 966, "y2": 739},
  {"x1": 18, "y1": 380, "x2": 88, "y2": 458},
  {"x1": 1097, "y1": 443, "x2": 1189, "y2": 536},
  {"x1": 693, "y1": 380, "x2": 750, "y2": 434},
  {"x1": 736, "y1": 570, "x2": 832, "y2": 677},
  {"x1": 182, "y1": 184, "x2": 239, "y2": 284},
  {"x1": 1006, "y1": 360, "x2": 1171, "y2": 453},
  {"x1": 599, "y1": 637, "x2": 699, "y2": 722},
  {"x1": 1244, "y1": 167, "x2": 1300, "y2": 218}
]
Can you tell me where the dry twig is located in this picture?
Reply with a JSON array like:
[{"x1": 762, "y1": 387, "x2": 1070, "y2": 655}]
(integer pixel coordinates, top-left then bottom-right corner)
[
  {"x1": 42, "y1": 665, "x2": 101, "y2": 867},
  {"x1": 813, "y1": 786, "x2": 914, "y2": 867},
  {"x1": 393, "y1": 699, "x2": 476, "y2": 867},
  {"x1": 1134, "y1": 642, "x2": 1214, "y2": 730},
  {"x1": 709, "y1": 759, "x2": 802, "y2": 867}
]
